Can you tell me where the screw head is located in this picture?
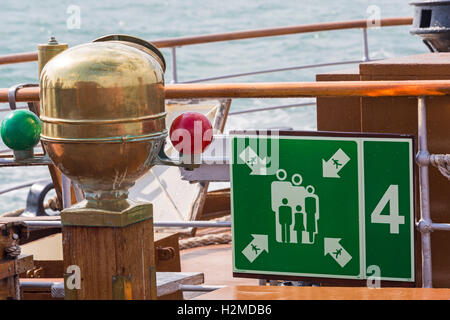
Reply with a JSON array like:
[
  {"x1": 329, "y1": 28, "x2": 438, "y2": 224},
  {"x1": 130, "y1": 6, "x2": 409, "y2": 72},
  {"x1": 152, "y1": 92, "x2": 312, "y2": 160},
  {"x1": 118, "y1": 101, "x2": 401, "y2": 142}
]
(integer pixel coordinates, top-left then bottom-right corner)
[{"x1": 48, "y1": 36, "x2": 58, "y2": 45}]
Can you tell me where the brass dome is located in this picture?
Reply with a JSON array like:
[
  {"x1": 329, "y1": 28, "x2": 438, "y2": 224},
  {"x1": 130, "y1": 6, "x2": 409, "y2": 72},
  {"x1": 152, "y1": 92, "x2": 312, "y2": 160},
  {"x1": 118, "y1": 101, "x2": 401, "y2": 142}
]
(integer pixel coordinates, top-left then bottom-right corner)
[{"x1": 40, "y1": 36, "x2": 167, "y2": 209}]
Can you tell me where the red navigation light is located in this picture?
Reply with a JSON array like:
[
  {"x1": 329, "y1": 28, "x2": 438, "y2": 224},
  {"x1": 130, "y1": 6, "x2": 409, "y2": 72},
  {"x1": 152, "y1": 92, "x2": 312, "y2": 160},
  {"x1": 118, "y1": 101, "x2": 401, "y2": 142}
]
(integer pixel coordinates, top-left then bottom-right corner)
[{"x1": 169, "y1": 112, "x2": 213, "y2": 155}]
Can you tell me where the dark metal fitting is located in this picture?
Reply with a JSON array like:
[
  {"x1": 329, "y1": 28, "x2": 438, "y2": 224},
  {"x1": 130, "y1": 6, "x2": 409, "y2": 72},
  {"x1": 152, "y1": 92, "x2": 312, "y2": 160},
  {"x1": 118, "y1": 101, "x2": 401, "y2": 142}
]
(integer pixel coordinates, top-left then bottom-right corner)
[
  {"x1": 417, "y1": 219, "x2": 434, "y2": 233},
  {"x1": 8, "y1": 83, "x2": 39, "y2": 110},
  {"x1": 416, "y1": 151, "x2": 430, "y2": 166},
  {"x1": 157, "y1": 246, "x2": 176, "y2": 261}
]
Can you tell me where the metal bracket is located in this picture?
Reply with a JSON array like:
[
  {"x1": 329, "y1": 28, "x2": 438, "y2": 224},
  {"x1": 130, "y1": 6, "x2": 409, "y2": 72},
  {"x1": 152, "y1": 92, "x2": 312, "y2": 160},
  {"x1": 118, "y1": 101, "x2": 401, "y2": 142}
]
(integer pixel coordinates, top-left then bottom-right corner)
[
  {"x1": 112, "y1": 275, "x2": 133, "y2": 300},
  {"x1": 156, "y1": 246, "x2": 175, "y2": 261},
  {"x1": 149, "y1": 266, "x2": 157, "y2": 300},
  {"x1": 23, "y1": 180, "x2": 55, "y2": 217},
  {"x1": 417, "y1": 219, "x2": 434, "y2": 234},
  {"x1": 8, "y1": 83, "x2": 39, "y2": 110},
  {"x1": 154, "y1": 140, "x2": 200, "y2": 171}
]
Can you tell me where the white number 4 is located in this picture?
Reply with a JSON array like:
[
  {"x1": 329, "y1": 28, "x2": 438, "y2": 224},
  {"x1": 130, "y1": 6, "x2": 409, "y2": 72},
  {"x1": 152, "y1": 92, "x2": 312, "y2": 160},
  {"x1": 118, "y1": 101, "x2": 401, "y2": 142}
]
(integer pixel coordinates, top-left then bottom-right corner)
[{"x1": 370, "y1": 185, "x2": 405, "y2": 234}]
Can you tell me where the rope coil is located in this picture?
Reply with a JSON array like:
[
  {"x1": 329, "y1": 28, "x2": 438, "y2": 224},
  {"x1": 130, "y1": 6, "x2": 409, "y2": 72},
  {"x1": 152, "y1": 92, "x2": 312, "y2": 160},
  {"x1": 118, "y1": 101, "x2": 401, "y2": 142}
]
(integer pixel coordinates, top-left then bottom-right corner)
[
  {"x1": 4, "y1": 245, "x2": 21, "y2": 259},
  {"x1": 430, "y1": 154, "x2": 450, "y2": 180},
  {"x1": 5, "y1": 233, "x2": 21, "y2": 259},
  {"x1": 179, "y1": 232, "x2": 231, "y2": 250}
]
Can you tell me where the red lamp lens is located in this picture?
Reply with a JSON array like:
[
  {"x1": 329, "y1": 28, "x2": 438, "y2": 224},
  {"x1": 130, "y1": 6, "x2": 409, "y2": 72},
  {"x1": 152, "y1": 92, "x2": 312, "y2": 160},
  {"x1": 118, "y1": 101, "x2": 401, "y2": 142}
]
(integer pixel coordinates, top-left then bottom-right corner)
[{"x1": 169, "y1": 112, "x2": 213, "y2": 154}]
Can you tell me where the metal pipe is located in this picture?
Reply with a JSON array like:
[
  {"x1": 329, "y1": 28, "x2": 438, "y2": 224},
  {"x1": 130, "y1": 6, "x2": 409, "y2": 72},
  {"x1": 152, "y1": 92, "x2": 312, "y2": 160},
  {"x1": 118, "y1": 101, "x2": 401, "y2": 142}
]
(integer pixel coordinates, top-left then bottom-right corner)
[
  {"x1": 171, "y1": 47, "x2": 178, "y2": 83},
  {"x1": 0, "y1": 179, "x2": 50, "y2": 195},
  {"x1": 20, "y1": 281, "x2": 225, "y2": 295},
  {"x1": 431, "y1": 223, "x2": 450, "y2": 231},
  {"x1": 25, "y1": 221, "x2": 61, "y2": 228},
  {"x1": 229, "y1": 101, "x2": 316, "y2": 115},
  {"x1": 24, "y1": 220, "x2": 231, "y2": 229},
  {"x1": 179, "y1": 284, "x2": 225, "y2": 292},
  {"x1": 417, "y1": 96, "x2": 433, "y2": 288},
  {"x1": 20, "y1": 281, "x2": 57, "y2": 288},
  {"x1": 155, "y1": 221, "x2": 231, "y2": 228},
  {"x1": 0, "y1": 155, "x2": 52, "y2": 166},
  {"x1": 0, "y1": 106, "x2": 27, "y2": 112},
  {"x1": 182, "y1": 59, "x2": 366, "y2": 83},
  {"x1": 362, "y1": 28, "x2": 370, "y2": 62}
]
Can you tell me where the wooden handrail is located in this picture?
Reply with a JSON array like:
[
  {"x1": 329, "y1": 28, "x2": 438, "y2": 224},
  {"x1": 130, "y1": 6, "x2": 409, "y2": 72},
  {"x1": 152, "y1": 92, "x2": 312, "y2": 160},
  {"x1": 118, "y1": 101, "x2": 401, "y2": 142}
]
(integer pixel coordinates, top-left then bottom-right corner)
[
  {"x1": 164, "y1": 81, "x2": 450, "y2": 98},
  {"x1": 1, "y1": 80, "x2": 450, "y2": 103},
  {"x1": 0, "y1": 17, "x2": 412, "y2": 65},
  {"x1": 0, "y1": 51, "x2": 38, "y2": 65},
  {"x1": 0, "y1": 86, "x2": 39, "y2": 102}
]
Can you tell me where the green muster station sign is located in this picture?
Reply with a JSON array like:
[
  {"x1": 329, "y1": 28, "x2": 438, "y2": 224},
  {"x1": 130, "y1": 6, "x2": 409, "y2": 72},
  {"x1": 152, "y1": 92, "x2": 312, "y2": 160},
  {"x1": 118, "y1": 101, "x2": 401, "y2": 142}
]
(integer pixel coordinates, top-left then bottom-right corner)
[{"x1": 230, "y1": 131, "x2": 415, "y2": 283}]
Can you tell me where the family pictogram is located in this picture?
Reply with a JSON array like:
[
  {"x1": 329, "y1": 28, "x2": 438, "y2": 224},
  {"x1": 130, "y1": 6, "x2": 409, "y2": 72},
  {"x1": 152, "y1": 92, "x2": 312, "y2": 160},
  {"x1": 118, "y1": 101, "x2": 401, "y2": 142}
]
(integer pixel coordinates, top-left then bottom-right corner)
[{"x1": 271, "y1": 169, "x2": 319, "y2": 245}]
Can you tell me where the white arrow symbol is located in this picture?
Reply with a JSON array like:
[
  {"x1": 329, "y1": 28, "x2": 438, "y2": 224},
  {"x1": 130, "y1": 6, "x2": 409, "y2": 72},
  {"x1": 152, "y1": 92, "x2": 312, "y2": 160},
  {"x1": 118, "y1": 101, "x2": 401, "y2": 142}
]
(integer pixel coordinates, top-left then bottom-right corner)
[
  {"x1": 324, "y1": 238, "x2": 352, "y2": 268},
  {"x1": 239, "y1": 146, "x2": 270, "y2": 175},
  {"x1": 322, "y1": 148, "x2": 350, "y2": 178},
  {"x1": 242, "y1": 234, "x2": 269, "y2": 263}
]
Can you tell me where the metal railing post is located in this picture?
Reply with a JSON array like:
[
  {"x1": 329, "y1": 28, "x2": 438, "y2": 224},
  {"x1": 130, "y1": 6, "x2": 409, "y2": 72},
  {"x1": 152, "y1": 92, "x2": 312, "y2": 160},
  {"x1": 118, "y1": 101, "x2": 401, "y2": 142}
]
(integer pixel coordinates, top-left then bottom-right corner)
[
  {"x1": 362, "y1": 28, "x2": 370, "y2": 62},
  {"x1": 416, "y1": 96, "x2": 433, "y2": 288},
  {"x1": 171, "y1": 47, "x2": 178, "y2": 83}
]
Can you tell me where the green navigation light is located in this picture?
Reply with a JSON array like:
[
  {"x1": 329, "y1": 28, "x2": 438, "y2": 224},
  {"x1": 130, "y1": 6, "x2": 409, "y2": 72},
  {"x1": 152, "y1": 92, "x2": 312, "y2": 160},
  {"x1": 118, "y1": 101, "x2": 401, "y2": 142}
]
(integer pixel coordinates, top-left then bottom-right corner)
[{"x1": 1, "y1": 110, "x2": 41, "y2": 151}]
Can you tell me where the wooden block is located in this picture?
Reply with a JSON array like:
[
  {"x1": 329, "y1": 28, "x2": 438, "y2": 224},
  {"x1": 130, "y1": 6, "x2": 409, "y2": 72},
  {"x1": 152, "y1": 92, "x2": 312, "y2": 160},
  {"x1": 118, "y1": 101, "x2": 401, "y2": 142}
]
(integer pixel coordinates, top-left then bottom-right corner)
[
  {"x1": 62, "y1": 217, "x2": 156, "y2": 300},
  {"x1": 156, "y1": 272, "x2": 204, "y2": 297},
  {"x1": 316, "y1": 53, "x2": 450, "y2": 287},
  {"x1": 316, "y1": 69, "x2": 361, "y2": 132},
  {"x1": 155, "y1": 232, "x2": 181, "y2": 272}
]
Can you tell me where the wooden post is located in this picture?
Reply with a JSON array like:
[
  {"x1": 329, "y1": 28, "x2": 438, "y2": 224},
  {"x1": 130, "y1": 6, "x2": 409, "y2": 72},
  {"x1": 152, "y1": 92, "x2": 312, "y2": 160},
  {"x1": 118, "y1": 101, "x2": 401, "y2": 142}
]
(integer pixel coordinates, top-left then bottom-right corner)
[{"x1": 61, "y1": 205, "x2": 157, "y2": 300}]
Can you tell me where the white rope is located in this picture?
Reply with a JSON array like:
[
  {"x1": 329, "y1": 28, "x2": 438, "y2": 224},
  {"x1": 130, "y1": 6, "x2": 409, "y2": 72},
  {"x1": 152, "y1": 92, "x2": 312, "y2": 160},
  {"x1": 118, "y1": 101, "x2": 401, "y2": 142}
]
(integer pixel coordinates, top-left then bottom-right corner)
[
  {"x1": 430, "y1": 154, "x2": 450, "y2": 180},
  {"x1": 4, "y1": 234, "x2": 21, "y2": 259},
  {"x1": 179, "y1": 232, "x2": 231, "y2": 250}
]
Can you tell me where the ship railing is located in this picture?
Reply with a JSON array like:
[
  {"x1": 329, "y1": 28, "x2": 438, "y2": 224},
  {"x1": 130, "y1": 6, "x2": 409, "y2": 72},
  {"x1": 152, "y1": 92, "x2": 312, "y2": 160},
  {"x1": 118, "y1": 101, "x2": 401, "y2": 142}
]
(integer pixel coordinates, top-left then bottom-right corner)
[
  {"x1": 0, "y1": 17, "x2": 412, "y2": 115},
  {"x1": 1, "y1": 80, "x2": 450, "y2": 289}
]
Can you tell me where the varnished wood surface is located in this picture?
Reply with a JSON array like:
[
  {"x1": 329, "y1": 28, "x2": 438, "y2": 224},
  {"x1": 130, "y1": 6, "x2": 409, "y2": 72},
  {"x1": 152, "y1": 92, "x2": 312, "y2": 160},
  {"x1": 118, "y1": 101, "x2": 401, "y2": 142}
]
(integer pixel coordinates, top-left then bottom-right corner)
[
  {"x1": 195, "y1": 285, "x2": 450, "y2": 300},
  {"x1": 20, "y1": 272, "x2": 204, "y2": 299},
  {"x1": 0, "y1": 51, "x2": 38, "y2": 65},
  {"x1": 316, "y1": 69, "x2": 362, "y2": 132},
  {"x1": 164, "y1": 81, "x2": 450, "y2": 99},
  {"x1": 315, "y1": 52, "x2": 450, "y2": 288}
]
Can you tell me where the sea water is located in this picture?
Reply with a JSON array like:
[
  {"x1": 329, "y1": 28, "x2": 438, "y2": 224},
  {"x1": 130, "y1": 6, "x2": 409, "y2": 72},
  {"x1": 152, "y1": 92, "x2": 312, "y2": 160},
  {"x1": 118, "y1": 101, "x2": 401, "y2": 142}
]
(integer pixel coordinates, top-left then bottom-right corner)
[{"x1": 0, "y1": 0, "x2": 425, "y2": 213}]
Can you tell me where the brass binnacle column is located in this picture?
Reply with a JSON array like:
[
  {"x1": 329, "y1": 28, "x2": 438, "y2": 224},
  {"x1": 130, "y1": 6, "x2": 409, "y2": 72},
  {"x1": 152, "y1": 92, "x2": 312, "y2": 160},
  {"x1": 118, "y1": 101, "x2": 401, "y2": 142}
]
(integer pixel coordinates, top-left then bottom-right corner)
[
  {"x1": 37, "y1": 36, "x2": 68, "y2": 210},
  {"x1": 39, "y1": 35, "x2": 167, "y2": 299},
  {"x1": 38, "y1": 37, "x2": 68, "y2": 78}
]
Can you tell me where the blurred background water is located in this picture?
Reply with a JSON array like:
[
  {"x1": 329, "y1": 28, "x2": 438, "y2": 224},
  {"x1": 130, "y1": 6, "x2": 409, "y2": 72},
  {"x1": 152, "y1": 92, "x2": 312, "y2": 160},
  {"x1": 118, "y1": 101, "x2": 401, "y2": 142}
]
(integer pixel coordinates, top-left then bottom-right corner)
[{"x1": 0, "y1": 0, "x2": 426, "y2": 213}]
